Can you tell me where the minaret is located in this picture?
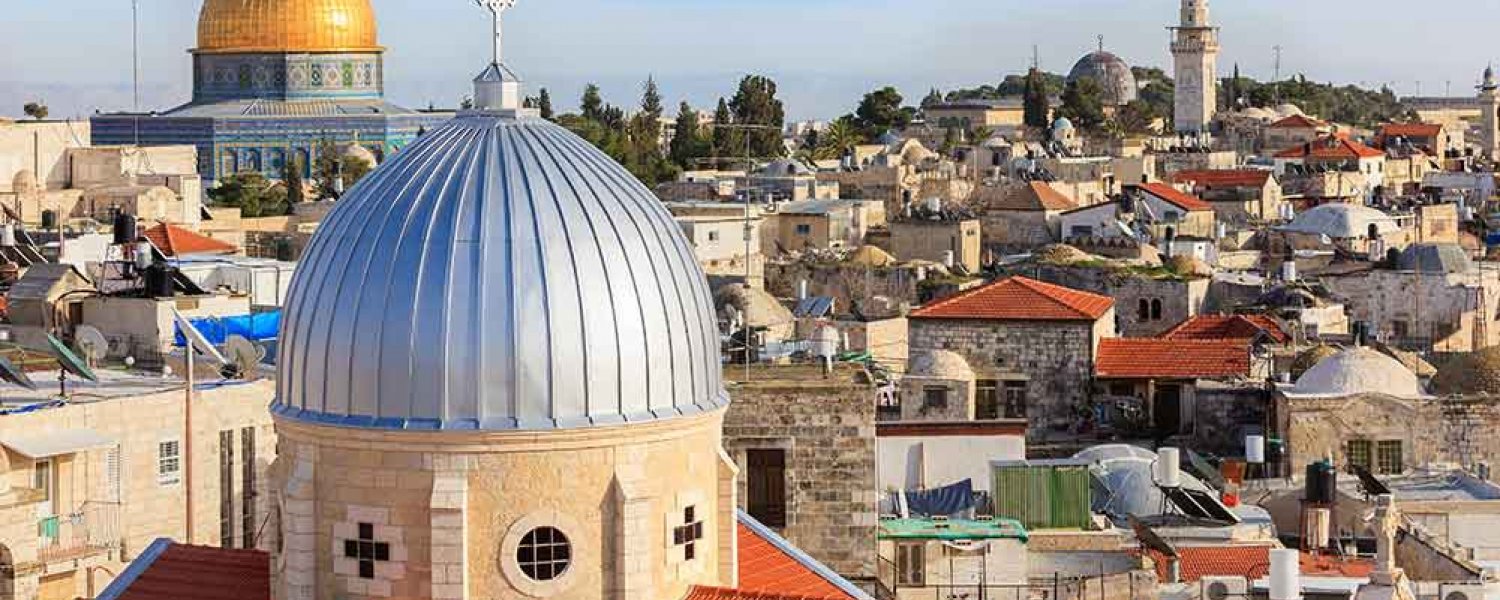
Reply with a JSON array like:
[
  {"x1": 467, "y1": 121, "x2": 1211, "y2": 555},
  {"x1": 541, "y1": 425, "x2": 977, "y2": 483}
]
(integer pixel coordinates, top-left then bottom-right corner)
[
  {"x1": 1170, "y1": 0, "x2": 1220, "y2": 134},
  {"x1": 1480, "y1": 65, "x2": 1499, "y2": 161}
]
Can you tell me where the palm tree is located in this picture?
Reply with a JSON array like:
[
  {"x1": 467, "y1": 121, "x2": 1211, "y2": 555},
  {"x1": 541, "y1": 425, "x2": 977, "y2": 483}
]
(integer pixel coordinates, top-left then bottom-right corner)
[{"x1": 815, "y1": 119, "x2": 862, "y2": 160}]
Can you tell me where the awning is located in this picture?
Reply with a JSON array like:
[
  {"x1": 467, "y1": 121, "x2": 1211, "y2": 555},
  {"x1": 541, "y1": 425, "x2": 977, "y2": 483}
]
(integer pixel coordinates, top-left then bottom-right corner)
[{"x1": 1, "y1": 428, "x2": 116, "y2": 458}]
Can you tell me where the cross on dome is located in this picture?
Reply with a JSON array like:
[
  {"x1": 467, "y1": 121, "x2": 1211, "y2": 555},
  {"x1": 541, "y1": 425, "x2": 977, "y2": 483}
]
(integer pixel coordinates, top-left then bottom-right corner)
[{"x1": 475, "y1": 0, "x2": 519, "y2": 66}]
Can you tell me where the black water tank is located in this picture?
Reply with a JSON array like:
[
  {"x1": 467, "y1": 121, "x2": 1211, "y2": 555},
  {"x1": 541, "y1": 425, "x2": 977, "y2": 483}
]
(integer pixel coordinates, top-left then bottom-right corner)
[
  {"x1": 113, "y1": 212, "x2": 137, "y2": 245},
  {"x1": 40, "y1": 210, "x2": 56, "y2": 230},
  {"x1": 1305, "y1": 462, "x2": 1337, "y2": 504},
  {"x1": 144, "y1": 263, "x2": 174, "y2": 298}
]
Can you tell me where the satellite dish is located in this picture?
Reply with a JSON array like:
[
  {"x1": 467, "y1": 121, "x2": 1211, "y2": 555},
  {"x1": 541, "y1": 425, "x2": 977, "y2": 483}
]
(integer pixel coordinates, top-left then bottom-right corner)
[
  {"x1": 171, "y1": 309, "x2": 227, "y2": 366},
  {"x1": 74, "y1": 325, "x2": 108, "y2": 367},
  {"x1": 223, "y1": 335, "x2": 265, "y2": 380},
  {"x1": 0, "y1": 355, "x2": 37, "y2": 391},
  {"x1": 43, "y1": 333, "x2": 98, "y2": 383}
]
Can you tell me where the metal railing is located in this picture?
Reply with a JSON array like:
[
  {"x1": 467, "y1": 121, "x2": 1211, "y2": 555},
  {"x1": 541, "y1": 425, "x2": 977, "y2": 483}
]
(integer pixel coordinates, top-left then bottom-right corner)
[
  {"x1": 38, "y1": 501, "x2": 123, "y2": 563},
  {"x1": 876, "y1": 556, "x2": 1155, "y2": 600}
]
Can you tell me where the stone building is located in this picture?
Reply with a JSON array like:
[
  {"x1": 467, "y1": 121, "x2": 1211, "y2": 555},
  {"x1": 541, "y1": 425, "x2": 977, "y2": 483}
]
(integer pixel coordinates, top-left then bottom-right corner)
[
  {"x1": 1263, "y1": 114, "x2": 1332, "y2": 153},
  {"x1": 908, "y1": 277, "x2": 1116, "y2": 436},
  {"x1": 887, "y1": 217, "x2": 981, "y2": 274},
  {"x1": 975, "y1": 181, "x2": 1079, "y2": 253},
  {"x1": 720, "y1": 364, "x2": 879, "y2": 584},
  {"x1": 1276, "y1": 347, "x2": 1433, "y2": 473},
  {"x1": 1171, "y1": 169, "x2": 1284, "y2": 227},
  {"x1": 1320, "y1": 259, "x2": 1500, "y2": 353},
  {"x1": 0, "y1": 373, "x2": 276, "y2": 600},
  {"x1": 1019, "y1": 263, "x2": 1211, "y2": 338}
]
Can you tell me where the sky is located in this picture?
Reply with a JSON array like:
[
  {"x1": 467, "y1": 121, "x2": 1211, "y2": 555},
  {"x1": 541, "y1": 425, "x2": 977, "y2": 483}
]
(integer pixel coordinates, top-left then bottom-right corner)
[{"x1": 1, "y1": 0, "x2": 1496, "y2": 122}]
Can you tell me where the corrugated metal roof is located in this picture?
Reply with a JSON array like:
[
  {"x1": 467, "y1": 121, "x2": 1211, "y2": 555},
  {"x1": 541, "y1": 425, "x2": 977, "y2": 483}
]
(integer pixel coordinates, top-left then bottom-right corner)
[{"x1": 275, "y1": 113, "x2": 727, "y2": 430}]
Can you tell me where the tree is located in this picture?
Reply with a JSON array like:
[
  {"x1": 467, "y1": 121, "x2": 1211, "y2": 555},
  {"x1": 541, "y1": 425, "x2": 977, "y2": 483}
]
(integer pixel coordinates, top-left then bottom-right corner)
[
  {"x1": 711, "y1": 97, "x2": 736, "y2": 166},
  {"x1": 1023, "y1": 68, "x2": 1051, "y2": 129},
  {"x1": 1057, "y1": 78, "x2": 1106, "y2": 131},
  {"x1": 940, "y1": 126, "x2": 960, "y2": 155},
  {"x1": 580, "y1": 84, "x2": 604, "y2": 122},
  {"x1": 1113, "y1": 100, "x2": 1159, "y2": 135},
  {"x1": 728, "y1": 75, "x2": 786, "y2": 158},
  {"x1": 640, "y1": 77, "x2": 664, "y2": 123},
  {"x1": 853, "y1": 86, "x2": 913, "y2": 139},
  {"x1": 310, "y1": 140, "x2": 372, "y2": 200},
  {"x1": 1225, "y1": 63, "x2": 1242, "y2": 110},
  {"x1": 22, "y1": 102, "x2": 47, "y2": 121},
  {"x1": 814, "y1": 117, "x2": 862, "y2": 161},
  {"x1": 208, "y1": 172, "x2": 287, "y2": 218},
  {"x1": 669, "y1": 102, "x2": 709, "y2": 168},
  {"x1": 537, "y1": 87, "x2": 554, "y2": 120},
  {"x1": 921, "y1": 88, "x2": 944, "y2": 109},
  {"x1": 282, "y1": 157, "x2": 305, "y2": 207}
]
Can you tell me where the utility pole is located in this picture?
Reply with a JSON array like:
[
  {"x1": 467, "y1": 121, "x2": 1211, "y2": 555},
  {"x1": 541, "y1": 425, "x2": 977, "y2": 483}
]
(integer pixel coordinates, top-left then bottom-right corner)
[{"x1": 132, "y1": 0, "x2": 142, "y2": 145}]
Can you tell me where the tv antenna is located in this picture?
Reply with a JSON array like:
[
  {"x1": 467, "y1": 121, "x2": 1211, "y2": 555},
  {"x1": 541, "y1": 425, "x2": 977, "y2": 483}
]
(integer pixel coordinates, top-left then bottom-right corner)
[{"x1": 1272, "y1": 45, "x2": 1283, "y2": 104}]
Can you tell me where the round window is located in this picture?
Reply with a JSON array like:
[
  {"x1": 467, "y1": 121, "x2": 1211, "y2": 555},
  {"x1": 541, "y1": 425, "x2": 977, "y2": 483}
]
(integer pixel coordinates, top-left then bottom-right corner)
[{"x1": 516, "y1": 526, "x2": 571, "y2": 582}]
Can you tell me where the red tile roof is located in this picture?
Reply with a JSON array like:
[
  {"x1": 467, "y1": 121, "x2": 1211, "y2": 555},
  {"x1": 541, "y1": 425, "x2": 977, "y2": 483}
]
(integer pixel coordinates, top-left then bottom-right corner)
[
  {"x1": 1161, "y1": 315, "x2": 1290, "y2": 343},
  {"x1": 100, "y1": 540, "x2": 269, "y2": 600},
  {"x1": 1095, "y1": 338, "x2": 1251, "y2": 379},
  {"x1": 910, "y1": 276, "x2": 1115, "y2": 322},
  {"x1": 734, "y1": 520, "x2": 859, "y2": 600},
  {"x1": 1274, "y1": 136, "x2": 1385, "y2": 160},
  {"x1": 143, "y1": 222, "x2": 238, "y2": 257},
  {"x1": 1137, "y1": 183, "x2": 1214, "y2": 212},
  {"x1": 1172, "y1": 170, "x2": 1274, "y2": 189},
  {"x1": 1377, "y1": 123, "x2": 1443, "y2": 139},
  {"x1": 686, "y1": 587, "x2": 851, "y2": 600},
  {"x1": 1141, "y1": 547, "x2": 1374, "y2": 583},
  {"x1": 1268, "y1": 114, "x2": 1328, "y2": 129}
]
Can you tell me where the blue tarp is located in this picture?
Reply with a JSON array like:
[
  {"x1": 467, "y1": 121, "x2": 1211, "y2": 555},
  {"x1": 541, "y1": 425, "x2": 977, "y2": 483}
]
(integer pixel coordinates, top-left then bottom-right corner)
[
  {"x1": 173, "y1": 311, "x2": 281, "y2": 347},
  {"x1": 896, "y1": 479, "x2": 975, "y2": 518}
]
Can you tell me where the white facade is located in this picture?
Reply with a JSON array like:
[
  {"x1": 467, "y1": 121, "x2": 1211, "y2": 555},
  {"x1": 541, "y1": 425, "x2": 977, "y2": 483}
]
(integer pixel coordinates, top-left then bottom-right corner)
[{"x1": 1171, "y1": 0, "x2": 1219, "y2": 134}]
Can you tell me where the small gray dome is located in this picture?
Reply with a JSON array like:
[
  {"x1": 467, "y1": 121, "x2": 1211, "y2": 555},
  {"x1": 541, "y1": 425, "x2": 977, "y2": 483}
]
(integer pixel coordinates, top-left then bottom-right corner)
[
  {"x1": 275, "y1": 112, "x2": 727, "y2": 430},
  {"x1": 1067, "y1": 51, "x2": 1138, "y2": 106},
  {"x1": 908, "y1": 350, "x2": 975, "y2": 381},
  {"x1": 1397, "y1": 243, "x2": 1472, "y2": 274}
]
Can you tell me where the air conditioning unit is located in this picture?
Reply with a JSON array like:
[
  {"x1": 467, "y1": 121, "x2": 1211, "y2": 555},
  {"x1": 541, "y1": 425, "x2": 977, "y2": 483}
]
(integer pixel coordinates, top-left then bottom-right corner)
[
  {"x1": 1200, "y1": 576, "x2": 1248, "y2": 600},
  {"x1": 1440, "y1": 584, "x2": 1488, "y2": 600}
]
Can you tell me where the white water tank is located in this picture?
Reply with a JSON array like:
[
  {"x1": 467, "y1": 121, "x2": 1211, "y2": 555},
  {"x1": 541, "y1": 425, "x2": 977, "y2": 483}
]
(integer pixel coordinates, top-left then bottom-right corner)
[
  {"x1": 811, "y1": 326, "x2": 840, "y2": 359},
  {"x1": 1269, "y1": 548, "x2": 1301, "y2": 600},
  {"x1": 1281, "y1": 261, "x2": 1297, "y2": 283},
  {"x1": 943, "y1": 250, "x2": 955, "y2": 269},
  {"x1": 1246, "y1": 435, "x2": 1266, "y2": 464},
  {"x1": 798, "y1": 279, "x2": 809, "y2": 301},
  {"x1": 925, "y1": 197, "x2": 942, "y2": 214},
  {"x1": 1305, "y1": 508, "x2": 1331, "y2": 549},
  {"x1": 1156, "y1": 447, "x2": 1182, "y2": 488}
]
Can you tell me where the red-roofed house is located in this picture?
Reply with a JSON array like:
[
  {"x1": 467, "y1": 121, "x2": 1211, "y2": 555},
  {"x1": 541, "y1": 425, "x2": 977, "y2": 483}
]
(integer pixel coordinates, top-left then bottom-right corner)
[
  {"x1": 1140, "y1": 546, "x2": 1374, "y2": 584},
  {"x1": 1172, "y1": 170, "x2": 1284, "y2": 226},
  {"x1": 1161, "y1": 314, "x2": 1290, "y2": 343},
  {"x1": 1375, "y1": 122, "x2": 1462, "y2": 158},
  {"x1": 909, "y1": 277, "x2": 1116, "y2": 433},
  {"x1": 1131, "y1": 183, "x2": 1218, "y2": 239},
  {"x1": 1094, "y1": 336, "x2": 1271, "y2": 440},
  {"x1": 975, "y1": 181, "x2": 1080, "y2": 250},
  {"x1": 1273, "y1": 135, "x2": 1387, "y2": 195},
  {"x1": 143, "y1": 221, "x2": 240, "y2": 257},
  {"x1": 1264, "y1": 114, "x2": 1332, "y2": 151}
]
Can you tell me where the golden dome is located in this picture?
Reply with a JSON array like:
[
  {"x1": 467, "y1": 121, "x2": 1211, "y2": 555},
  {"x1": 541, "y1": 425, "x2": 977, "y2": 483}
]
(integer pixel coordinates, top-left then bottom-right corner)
[{"x1": 195, "y1": 0, "x2": 382, "y2": 54}]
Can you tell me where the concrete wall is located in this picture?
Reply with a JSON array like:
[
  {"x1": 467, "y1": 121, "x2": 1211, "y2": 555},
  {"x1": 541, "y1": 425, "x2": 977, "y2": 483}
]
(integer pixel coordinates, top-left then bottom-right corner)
[
  {"x1": 80, "y1": 294, "x2": 253, "y2": 358},
  {"x1": 721, "y1": 366, "x2": 878, "y2": 581},
  {"x1": 889, "y1": 220, "x2": 982, "y2": 273},
  {"x1": 877, "y1": 433, "x2": 1026, "y2": 496},
  {"x1": 0, "y1": 121, "x2": 89, "y2": 193}
]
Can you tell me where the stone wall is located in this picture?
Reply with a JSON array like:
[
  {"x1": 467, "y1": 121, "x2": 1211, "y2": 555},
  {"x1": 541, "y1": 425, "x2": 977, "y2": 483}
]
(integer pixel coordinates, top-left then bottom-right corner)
[
  {"x1": 1277, "y1": 394, "x2": 1500, "y2": 475},
  {"x1": 889, "y1": 219, "x2": 982, "y2": 273},
  {"x1": 1019, "y1": 265, "x2": 1209, "y2": 338},
  {"x1": 1321, "y1": 268, "x2": 1500, "y2": 353},
  {"x1": 721, "y1": 365, "x2": 878, "y2": 582},
  {"x1": 982, "y1": 210, "x2": 1057, "y2": 253},
  {"x1": 909, "y1": 317, "x2": 1106, "y2": 435},
  {"x1": 1190, "y1": 384, "x2": 1271, "y2": 456}
]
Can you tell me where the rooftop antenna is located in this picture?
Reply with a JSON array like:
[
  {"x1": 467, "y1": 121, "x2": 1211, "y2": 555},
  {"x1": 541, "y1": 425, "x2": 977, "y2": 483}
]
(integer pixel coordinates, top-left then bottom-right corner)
[
  {"x1": 1098, "y1": 34, "x2": 1105, "y2": 53},
  {"x1": 132, "y1": 0, "x2": 141, "y2": 145},
  {"x1": 1031, "y1": 44, "x2": 1040, "y2": 71},
  {"x1": 1273, "y1": 45, "x2": 1284, "y2": 104}
]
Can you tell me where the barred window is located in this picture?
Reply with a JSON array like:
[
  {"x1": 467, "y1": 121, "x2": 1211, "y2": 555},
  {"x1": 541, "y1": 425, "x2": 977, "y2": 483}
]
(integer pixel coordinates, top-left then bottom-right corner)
[
  {"x1": 1376, "y1": 441, "x2": 1403, "y2": 475},
  {"x1": 158, "y1": 440, "x2": 182, "y2": 486},
  {"x1": 517, "y1": 527, "x2": 571, "y2": 582},
  {"x1": 1347, "y1": 439, "x2": 1373, "y2": 473}
]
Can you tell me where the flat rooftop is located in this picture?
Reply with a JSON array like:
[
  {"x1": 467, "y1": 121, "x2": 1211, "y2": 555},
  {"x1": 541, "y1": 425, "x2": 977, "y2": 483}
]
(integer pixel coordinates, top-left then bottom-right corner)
[{"x1": 878, "y1": 517, "x2": 1029, "y2": 542}]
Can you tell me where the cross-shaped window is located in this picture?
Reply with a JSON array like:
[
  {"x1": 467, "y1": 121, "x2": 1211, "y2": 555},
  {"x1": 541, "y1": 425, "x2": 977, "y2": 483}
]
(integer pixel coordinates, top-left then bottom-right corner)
[
  {"x1": 672, "y1": 506, "x2": 704, "y2": 561},
  {"x1": 343, "y1": 523, "x2": 390, "y2": 579}
]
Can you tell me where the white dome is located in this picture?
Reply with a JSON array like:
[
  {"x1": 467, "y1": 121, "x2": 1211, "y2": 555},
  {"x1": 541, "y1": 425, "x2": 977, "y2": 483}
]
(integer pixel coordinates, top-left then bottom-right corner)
[
  {"x1": 11, "y1": 170, "x2": 37, "y2": 193},
  {"x1": 342, "y1": 143, "x2": 378, "y2": 166},
  {"x1": 908, "y1": 350, "x2": 974, "y2": 380},
  {"x1": 1280, "y1": 203, "x2": 1399, "y2": 239},
  {"x1": 1290, "y1": 347, "x2": 1423, "y2": 398},
  {"x1": 1276, "y1": 103, "x2": 1305, "y2": 117},
  {"x1": 275, "y1": 112, "x2": 727, "y2": 430}
]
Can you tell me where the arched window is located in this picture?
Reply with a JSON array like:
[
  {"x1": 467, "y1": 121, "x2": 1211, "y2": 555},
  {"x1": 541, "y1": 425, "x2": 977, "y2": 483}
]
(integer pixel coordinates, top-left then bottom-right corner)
[
  {"x1": 1138, "y1": 299, "x2": 1150, "y2": 321},
  {"x1": 1150, "y1": 299, "x2": 1163, "y2": 321}
]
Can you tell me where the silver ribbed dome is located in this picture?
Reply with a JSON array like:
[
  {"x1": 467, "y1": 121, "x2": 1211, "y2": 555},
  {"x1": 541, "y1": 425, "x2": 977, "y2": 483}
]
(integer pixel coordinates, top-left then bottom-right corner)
[{"x1": 274, "y1": 112, "x2": 727, "y2": 430}]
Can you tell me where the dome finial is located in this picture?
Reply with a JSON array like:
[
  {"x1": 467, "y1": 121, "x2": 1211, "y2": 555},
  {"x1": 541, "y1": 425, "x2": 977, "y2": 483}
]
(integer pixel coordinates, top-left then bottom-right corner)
[{"x1": 472, "y1": 0, "x2": 522, "y2": 111}]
